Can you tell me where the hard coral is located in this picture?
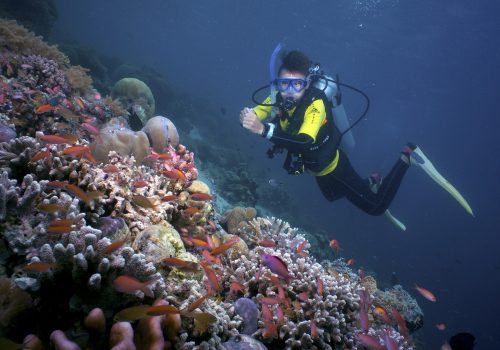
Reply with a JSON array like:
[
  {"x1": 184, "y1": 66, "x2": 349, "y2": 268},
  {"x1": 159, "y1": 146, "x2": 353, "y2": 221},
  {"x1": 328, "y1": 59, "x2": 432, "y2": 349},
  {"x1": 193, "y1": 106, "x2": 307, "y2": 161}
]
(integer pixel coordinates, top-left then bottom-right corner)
[
  {"x1": 0, "y1": 19, "x2": 69, "y2": 67},
  {"x1": 220, "y1": 206, "x2": 257, "y2": 235}
]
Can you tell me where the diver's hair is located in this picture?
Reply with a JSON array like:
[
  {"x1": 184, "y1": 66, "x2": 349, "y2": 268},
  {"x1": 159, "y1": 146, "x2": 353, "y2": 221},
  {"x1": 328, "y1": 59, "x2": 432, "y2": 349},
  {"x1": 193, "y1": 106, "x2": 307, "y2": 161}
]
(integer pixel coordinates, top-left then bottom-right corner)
[{"x1": 278, "y1": 50, "x2": 311, "y2": 76}]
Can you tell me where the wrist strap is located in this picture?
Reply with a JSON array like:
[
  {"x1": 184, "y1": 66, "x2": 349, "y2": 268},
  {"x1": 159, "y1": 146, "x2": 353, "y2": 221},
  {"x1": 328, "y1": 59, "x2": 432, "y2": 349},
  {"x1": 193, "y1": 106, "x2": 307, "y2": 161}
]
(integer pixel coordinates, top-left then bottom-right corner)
[{"x1": 265, "y1": 123, "x2": 275, "y2": 140}]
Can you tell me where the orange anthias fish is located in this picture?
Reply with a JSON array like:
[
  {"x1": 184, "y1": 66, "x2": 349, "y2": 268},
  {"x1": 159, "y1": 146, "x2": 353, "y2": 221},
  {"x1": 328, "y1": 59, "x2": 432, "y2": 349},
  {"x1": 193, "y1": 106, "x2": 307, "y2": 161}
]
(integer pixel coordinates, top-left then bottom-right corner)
[
  {"x1": 31, "y1": 149, "x2": 50, "y2": 162},
  {"x1": 209, "y1": 236, "x2": 240, "y2": 256},
  {"x1": 132, "y1": 180, "x2": 148, "y2": 189},
  {"x1": 183, "y1": 292, "x2": 210, "y2": 313},
  {"x1": 46, "y1": 180, "x2": 68, "y2": 189},
  {"x1": 65, "y1": 184, "x2": 92, "y2": 207},
  {"x1": 200, "y1": 261, "x2": 220, "y2": 294},
  {"x1": 147, "y1": 304, "x2": 181, "y2": 316},
  {"x1": 131, "y1": 195, "x2": 158, "y2": 210},
  {"x1": 297, "y1": 291, "x2": 309, "y2": 302},
  {"x1": 162, "y1": 169, "x2": 187, "y2": 182},
  {"x1": 113, "y1": 275, "x2": 157, "y2": 298},
  {"x1": 63, "y1": 145, "x2": 91, "y2": 156},
  {"x1": 317, "y1": 277, "x2": 324, "y2": 296},
  {"x1": 161, "y1": 257, "x2": 199, "y2": 272},
  {"x1": 374, "y1": 307, "x2": 391, "y2": 324},
  {"x1": 346, "y1": 258, "x2": 355, "y2": 266},
  {"x1": 103, "y1": 164, "x2": 120, "y2": 173},
  {"x1": 38, "y1": 134, "x2": 70, "y2": 144},
  {"x1": 161, "y1": 195, "x2": 178, "y2": 201},
  {"x1": 113, "y1": 305, "x2": 150, "y2": 322},
  {"x1": 229, "y1": 281, "x2": 245, "y2": 296},
  {"x1": 23, "y1": 262, "x2": 56, "y2": 272},
  {"x1": 104, "y1": 238, "x2": 128, "y2": 254},
  {"x1": 258, "y1": 239, "x2": 277, "y2": 248},
  {"x1": 329, "y1": 239, "x2": 342, "y2": 256},
  {"x1": 311, "y1": 319, "x2": 318, "y2": 338},
  {"x1": 190, "y1": 193, "x2": 213, "y2": 201},
  {"x1": 49, "y1": 218, "x2": 81, "y2": 227},
  {"x1": 184, "y1": 207, "x2": 200, "y2": 215},
  {"x1": 296, "y1": 240, "x2": 307, "y2": 254},
  {"x1": 415, "y1": 284, "x2": 437, "y2": 302},
  {"x1": 202, "y1": 250, "x2": 221, "y2": 265},
  {"x1": 37, "y1": 203, "x2": 67, "y2": 213},
  {"x1": 35, "y1": 104, "x2": 56, "y2": 113}
]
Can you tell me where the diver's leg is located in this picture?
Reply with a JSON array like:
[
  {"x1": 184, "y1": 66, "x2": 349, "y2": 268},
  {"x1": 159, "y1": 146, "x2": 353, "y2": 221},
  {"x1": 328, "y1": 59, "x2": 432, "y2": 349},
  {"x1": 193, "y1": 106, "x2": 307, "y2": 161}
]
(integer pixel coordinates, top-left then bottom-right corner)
[
  {"x1": 366, "y1": 144, "x2": 416, "y2": 215},
  {"x1": 322, "y1": 150, "x2": 382, "y2": 214}
]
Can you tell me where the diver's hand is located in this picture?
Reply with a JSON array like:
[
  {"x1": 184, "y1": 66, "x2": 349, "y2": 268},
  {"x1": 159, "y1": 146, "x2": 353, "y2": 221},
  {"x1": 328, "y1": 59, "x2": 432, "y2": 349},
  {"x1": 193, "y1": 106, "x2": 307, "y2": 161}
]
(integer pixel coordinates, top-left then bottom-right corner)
[{"x1": 240, "y1": 107, "x2": 265, "y2": 135}]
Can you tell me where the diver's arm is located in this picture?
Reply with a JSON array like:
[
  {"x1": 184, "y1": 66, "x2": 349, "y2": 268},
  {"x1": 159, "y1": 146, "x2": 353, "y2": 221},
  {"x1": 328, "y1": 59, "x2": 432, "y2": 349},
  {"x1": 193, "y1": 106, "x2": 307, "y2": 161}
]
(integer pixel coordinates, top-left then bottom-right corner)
[
  {"x1": 263, "y1": 126, "x2": 314, "y2": 152},
  {"x1": 263, "y1": 99, "x2": 327, "y2": 152}
]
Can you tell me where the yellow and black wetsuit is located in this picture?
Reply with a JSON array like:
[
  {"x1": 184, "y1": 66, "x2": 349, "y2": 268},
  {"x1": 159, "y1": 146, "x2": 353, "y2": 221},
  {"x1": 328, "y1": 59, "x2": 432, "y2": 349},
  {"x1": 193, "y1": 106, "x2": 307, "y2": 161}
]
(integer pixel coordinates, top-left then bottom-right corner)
[
  {"x1": 254, "y1": 87, "x2": 342, "y2": 175},
  {"x1": 254, "y1": 86, "x2": 411, "y2": 216}
]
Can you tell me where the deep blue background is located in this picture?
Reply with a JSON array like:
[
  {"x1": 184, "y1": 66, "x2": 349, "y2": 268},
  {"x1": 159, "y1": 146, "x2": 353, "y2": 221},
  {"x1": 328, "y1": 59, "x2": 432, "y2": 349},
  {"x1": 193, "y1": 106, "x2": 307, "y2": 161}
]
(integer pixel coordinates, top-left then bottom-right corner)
[{"x1": 52, "y1": 1, "x2": 500, "y2": 348}]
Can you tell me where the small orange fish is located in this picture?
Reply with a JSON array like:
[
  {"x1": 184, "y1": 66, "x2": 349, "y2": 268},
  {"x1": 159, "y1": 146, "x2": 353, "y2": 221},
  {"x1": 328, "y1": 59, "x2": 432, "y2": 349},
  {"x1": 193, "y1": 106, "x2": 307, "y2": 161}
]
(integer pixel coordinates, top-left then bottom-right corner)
[
  {"x1": 132, "y1": 180, "x2": 148, "y2": 189},
  {"x1": 35, "y1": 104, "x2": 56, "y2": 113},
  {"x1": 311, "y1": 319, "x2": 317, "y2": 337},
  {"x1": 200, "y1": 261, "x2": 220, "y2": 294},
  {"x1": 47, "y1": 225, "x2": 74, "y2": 234},
  {"x1": 38, "y1": 134, "x2": 69, "y2": 144},
  {"x1": 202, "y1": 250, "x2": 221, "y2": 265},
  {"x1": 81, "y1": 122, "x2": 100, "y2": 136},
  {"x1": 147, "y1": 304, "x2": 181, "y2": 316},
  {"x1": 184, "y1": 207, "x2": 200, "y2": 215},
  {"x1": 346, "y1": 258, "x2": 355, "y2": 266},
  {"x1": 57, "y1": 134, "x2": 79, "y2": 144},
  {"x1": 46, "y1": 180, "x2": 67, "y2": 189},
  {"x1": 161, "y1": 257, "x2": 199, "y2": 272},
  {"x1": 329, "y1": 239, "x2": 341, "y2": 255},
  {"x1": 63, "y1": 145, "x2": 90, "y2": 156},
  {"x1": 259, "y1": 297, "x2": 282, "y2": 305},
  {"x1": 105, "y1": 238, "x2": 127, "y2": 254},
  {"x1": 297, "y1": 291, "x2": 309, "y2": 301},
  {"x1": 374, "y1": 307, "x2": 391, "y2": 324},
  {"x1": 162, "y1": 169, "x2": 187, "y2": 182},
  {"x1": 317, "y1": 277, "x2": 324, "y2": 296},
  {"x1": 190, "y1": 193, "x2": 213, "y2": 201},
  {"x1": 37, "y1": 203, "x2": 67, "y2": 213},
  {"x1": 49, "y1": 218, "x2": 81, "y2": 227},
  {"x1": 229, "y1": 281, "x2": 245, "y2": 295},
  {"x1": 261, "y1": 303, "x2": 273, "y2": 322},
  {"x1": 131, "y1": 195, "x2": 157, "y2": 210},
  {"x1": 113, "y1": 275, "x2": 157, "y2": 298},
  {"x1": 415, "y1": 284, "x2": 437, "y2": 302},
  {"x1": 296, "y1": 240, "x2": 307, "y2": 254},
  {"x1": 263, "y1": 321, "x2": 278, "y2": 338},
  {"x1": 184, "y1": 292, "x2": 210, "y2": 313},
  {"x1": 161, "y1": 195, "x2": 178, "y2": 201},
  {"x1": 103, "y1": 164, "x2": 120, "y2": 173},
  {"x1": 65, "y1": 184, "x2": 92, "y2": 207},
  {"x1": 209, "y1": 236, "x2": 240, "y2": 256},
  {"x1": 189, "y1": 238, "x2": 209, "y2": 248},
  {"x1": 258, "y1": 239, "x2": 277, "y2": 248},
  {"x1": 87, "y1": 191, "x2": 104, "y2": 200},
  {"x1": 157, "y1": 153, "x2": 172, "y2": 160},
  {"x1": 31, "y1": 149, "x2": 50, "y2": 162},
  {"x1": 23, "y1": 262, "x2": 56, "y2": 272},
  {"x1": 83, "y1": 151, "x2": 98, "y2": 165}
]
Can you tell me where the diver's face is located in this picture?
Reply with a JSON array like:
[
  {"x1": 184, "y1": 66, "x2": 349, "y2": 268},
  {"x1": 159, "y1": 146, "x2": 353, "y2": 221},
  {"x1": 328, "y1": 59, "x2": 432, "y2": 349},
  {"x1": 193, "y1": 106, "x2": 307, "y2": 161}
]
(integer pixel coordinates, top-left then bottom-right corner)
[{"x1": 278, "y1": 69, "x2": 309, "y2": 101}]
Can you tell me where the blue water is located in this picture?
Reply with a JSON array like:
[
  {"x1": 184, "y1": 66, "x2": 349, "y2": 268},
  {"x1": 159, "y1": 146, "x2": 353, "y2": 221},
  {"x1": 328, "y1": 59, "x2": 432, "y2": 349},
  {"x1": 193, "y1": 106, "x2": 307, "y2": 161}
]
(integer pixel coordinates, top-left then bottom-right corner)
[{"x1": 52, "y1": 0, "x2": 500, "y2": 348}]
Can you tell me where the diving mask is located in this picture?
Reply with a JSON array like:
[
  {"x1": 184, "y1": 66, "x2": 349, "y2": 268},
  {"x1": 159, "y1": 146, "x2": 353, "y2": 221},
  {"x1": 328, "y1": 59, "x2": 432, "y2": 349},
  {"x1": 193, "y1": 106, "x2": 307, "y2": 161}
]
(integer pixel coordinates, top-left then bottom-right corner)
[{"x1": 275, "y1": 78, "x2": 308, "y2": 93}]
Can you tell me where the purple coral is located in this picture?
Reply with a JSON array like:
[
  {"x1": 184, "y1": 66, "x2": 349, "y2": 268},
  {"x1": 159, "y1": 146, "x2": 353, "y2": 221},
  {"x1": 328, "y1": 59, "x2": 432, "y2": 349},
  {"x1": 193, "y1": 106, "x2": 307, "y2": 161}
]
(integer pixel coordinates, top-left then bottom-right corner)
[
  {"x1": 22, "y1": 55, "x2": 69, "y2": 93},
  {"x1": 234, "y1": 297, "x2": 259, "y2": 335}
]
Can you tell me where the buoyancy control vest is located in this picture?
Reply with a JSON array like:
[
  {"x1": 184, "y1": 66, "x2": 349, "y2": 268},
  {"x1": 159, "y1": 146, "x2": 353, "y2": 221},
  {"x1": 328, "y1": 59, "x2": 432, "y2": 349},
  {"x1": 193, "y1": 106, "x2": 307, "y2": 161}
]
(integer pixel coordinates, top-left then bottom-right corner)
[{"x1": 274, "y1": 86, "x2": 342, "y2": 174}]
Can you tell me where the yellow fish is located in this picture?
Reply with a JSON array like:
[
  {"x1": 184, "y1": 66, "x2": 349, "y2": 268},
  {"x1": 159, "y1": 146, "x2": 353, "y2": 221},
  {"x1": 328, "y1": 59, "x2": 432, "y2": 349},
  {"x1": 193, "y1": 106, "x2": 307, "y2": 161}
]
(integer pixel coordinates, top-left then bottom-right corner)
[{"x1": 113, "y1": 305, "x2": 150, "y2": 322}]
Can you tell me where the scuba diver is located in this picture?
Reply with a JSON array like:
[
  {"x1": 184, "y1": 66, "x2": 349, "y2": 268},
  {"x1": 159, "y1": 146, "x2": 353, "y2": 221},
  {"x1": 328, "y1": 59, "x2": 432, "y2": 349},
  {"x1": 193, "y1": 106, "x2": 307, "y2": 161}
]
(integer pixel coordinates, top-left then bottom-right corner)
[{"x1": 240, "y1": 47, "x2": 473, "y2": 222}]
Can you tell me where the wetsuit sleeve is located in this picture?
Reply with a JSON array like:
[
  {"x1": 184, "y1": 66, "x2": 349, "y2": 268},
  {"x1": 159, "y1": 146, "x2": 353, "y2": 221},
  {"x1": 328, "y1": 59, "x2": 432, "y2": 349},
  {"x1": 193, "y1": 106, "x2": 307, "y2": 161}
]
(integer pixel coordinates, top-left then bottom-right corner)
[
  {"x1": 266, "y1": 99, "x2": 326, "y2": 153},
  {"x1": 253, "y1": 96, "x2": 272, "y2": 121},
  {"x1": 298, "y1": 99, "x2": 326, "y2": 142}
]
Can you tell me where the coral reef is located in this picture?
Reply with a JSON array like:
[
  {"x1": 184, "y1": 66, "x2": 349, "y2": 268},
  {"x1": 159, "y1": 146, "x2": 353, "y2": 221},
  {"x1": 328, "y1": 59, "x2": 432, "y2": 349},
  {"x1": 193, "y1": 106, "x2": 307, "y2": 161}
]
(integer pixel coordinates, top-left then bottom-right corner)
[
  {"x1": 0, "y1": 20, "x2": 423, "y2": 350},
  {"x1": 0, "y1": 0, "x2": 58, "y2": 39},
  {"x1": 111, "y1": 77, "x2": 156, "y2": 130}
]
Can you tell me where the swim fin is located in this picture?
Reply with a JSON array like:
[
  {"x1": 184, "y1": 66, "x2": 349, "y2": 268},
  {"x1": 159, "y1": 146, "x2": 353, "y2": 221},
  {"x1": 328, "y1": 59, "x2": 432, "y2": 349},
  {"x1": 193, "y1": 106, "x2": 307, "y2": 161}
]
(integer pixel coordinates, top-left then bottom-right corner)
[
  {"x1": 384, "y1": 209, "x2": 407, "y2": 231},
  {"x1": 411, "y1": 146, "x2": 474, "y2": 216}
]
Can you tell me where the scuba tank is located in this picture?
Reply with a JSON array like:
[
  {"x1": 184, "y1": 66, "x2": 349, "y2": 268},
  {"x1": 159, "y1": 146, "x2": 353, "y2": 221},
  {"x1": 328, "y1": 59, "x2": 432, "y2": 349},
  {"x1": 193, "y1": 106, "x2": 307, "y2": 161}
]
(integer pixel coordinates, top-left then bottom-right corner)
[{"x1": 310, "y1": 67, "x2": 356, "y2": 154}]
